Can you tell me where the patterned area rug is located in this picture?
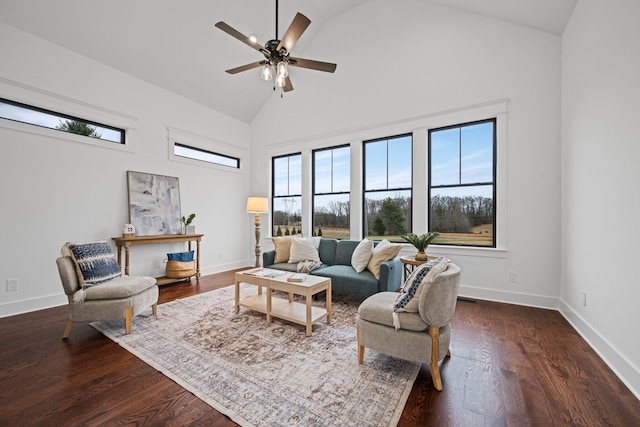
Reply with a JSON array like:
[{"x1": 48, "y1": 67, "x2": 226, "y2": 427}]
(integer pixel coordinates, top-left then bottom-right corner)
[{"x1": 92, "y1": 284, "x2": 420, "y2": 427}]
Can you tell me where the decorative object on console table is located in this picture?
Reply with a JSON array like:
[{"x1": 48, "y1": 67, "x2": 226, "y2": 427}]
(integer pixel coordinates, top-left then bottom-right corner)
[
  {"x1": 400, "y1": 232, "x2": 439, "y2": 261},
  {"x1": 246, "y1": 196, "x2": 269, "y2": 267},
  {"x1": 127, "y1": 171, "x2": 182, "y2": 236},
  {"x1": 181, "y1": 213, "x2": 196, "y2": 235},
  {"x1": 122, "y1": 223, "x2": 135, "y2": 238}
]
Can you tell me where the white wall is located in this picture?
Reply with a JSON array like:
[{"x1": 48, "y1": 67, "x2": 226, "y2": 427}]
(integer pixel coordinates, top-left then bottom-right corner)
[
  {"x1": 561, "y1": 0, "x2": 640, "y2": 398},
  {"x1": 0, "y1": 23, "x2": 253, "y2": 317},
  {"x1": 251, "y1": 0, "x2": 563, "y2": 307}
]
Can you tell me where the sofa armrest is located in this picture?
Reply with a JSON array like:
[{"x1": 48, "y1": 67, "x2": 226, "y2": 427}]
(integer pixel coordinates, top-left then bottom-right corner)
[
  {"x1": 263, "y1": 250, "x2": 276, "y2": 267},
  {"x1": 378, "y1": 257, "x2": 403, "y2": 292}
]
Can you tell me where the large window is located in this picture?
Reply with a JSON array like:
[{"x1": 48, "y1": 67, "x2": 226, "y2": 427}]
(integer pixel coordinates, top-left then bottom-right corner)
[
  {"x1": 0, "y1": 97, "x2": 125, "y2": 144},
  {"x1": 312, "y1": 145, "x2": 350, "y2": 239},
  {"x1": 429, "y1": 119, "x2": 496, "y2": 247},
  {"x1": 272, "y1": 153, "x2": 302, "y2": 236},
  {"x1": 363, "y1": 134, "x2": 412, "y2": 241}
]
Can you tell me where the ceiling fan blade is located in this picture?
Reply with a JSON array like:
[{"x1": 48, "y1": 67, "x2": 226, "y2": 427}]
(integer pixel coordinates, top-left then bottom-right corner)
[
  {"x1": 283, "y1": 76, "x2": 294, "y2": 92},
  {"x1": 289, "y1": 57, "x2": 337, "y2": 73},
  {"x1": 225, "y1": 61, "x2": 263, "y2": 74},
  {"x1": 276, "y1": 13, "x2": 311, "y2": 54},
  {"x1": 215, "y1": 21, "x2": 266, "y2": 53}
]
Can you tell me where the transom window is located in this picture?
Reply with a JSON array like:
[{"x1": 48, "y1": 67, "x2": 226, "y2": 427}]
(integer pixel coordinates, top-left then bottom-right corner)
[
  {"x1": 0, "y1": 97, "x2": 125, "y2": 144},
  {"x1": 363, "y1": 134, "x2": 412, "y2": 241},
  {"x1": 429, "y1": 118, "x2": 496, "y2": 247},
  {"x1": 272, "y1": 153, "x2": 302, "y2": 237},
  {"x1": 174, "y1": 143, "x2": 239, "y2": 168},
  {"x1": 312, "y1": 145, "x2": 350, "y2": 239}
]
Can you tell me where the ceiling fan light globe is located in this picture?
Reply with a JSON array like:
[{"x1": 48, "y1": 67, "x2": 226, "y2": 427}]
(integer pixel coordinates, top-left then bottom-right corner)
[
  {"x1": 276, "y1": 61, "x2": 288, "y2": 79},
  {"x1": 275, "y1": 75, "x2": 286, "y2": 88},
  {"x1": 261, "y1": 64, "x2": 273, "y2": 81}
]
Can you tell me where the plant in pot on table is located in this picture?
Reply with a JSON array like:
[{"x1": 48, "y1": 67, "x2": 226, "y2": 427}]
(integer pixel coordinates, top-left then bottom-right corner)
[
  {"x1": 401, "y1": 232, "x2": 439, "y2": 261},
  {"x1": 181, "y1": 213, "x2": 196, "y2": 234}
]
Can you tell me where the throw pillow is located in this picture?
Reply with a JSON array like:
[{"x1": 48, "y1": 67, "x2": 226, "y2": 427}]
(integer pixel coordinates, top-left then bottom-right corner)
[
  {"x1": 351, "y1": 238, "x2": 374, "y2": 273},
  {"x1": 66, "y1": 241, "x2": 122, "y2": 287},
  {"x1": 272, "y1": 236, "x2": 295, "y2": 263},
  {"x1": 167, "y1": 251, "x2": 194, "y2": 262},
  {"x1": 288, "y1": 237, "x2": 321, "y2": 263},
  {"x1": 397, "y1": 257, "x2": 448, "y2": 312},
  {"x1": 366, "y1": 239, "x2": 402, "y2": 279},
  {"x1": 392, "y1": 256, "x2": 448, "y2": 329}
]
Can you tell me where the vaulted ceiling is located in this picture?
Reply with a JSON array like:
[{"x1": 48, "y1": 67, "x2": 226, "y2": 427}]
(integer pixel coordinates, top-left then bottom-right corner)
[{"x1": 0, "y1": 0, "x2": 577, "y2": 123}]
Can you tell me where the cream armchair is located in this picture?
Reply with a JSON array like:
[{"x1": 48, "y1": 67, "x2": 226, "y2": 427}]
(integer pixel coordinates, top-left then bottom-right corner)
[
  {"x1": 356, "y1": 262, "x2": 461, "y2": 391},
  {"x1": 56, "y1": 241, "x2": 158, "y2": 338}
]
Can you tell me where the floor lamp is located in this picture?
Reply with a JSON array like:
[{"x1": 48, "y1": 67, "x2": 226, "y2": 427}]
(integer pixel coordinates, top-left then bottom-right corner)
[{"x1": 246, "y1": 196, "x2": 269, "y2": 267}]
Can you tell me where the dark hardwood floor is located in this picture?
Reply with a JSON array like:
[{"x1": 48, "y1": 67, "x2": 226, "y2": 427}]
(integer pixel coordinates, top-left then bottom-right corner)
[{"x1": 1, "y1": 268, "x2": 639, "y2": 426}]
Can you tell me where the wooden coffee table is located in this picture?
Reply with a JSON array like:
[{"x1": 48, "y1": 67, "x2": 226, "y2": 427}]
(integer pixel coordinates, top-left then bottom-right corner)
[{"x1": 234, "y1": 269, "x2": 332, "y2": 336}]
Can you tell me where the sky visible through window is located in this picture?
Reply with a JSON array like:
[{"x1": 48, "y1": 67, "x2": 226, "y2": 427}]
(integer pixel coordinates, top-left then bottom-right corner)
[
  {"x1": 431, "y1": 121, "x2": 494, "y2": 198},
  {"x1": 0, "y1": 101, "x2": 123, "y2": 143}
]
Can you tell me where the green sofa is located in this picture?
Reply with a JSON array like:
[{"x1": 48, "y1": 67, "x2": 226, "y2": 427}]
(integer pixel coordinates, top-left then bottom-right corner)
[{"x1": 262, "y1": 238, "x2": 403, "y2": 297}]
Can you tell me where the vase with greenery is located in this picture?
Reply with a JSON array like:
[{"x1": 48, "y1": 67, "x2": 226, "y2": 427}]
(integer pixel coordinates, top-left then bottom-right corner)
[
  {"x1": 400, "y1": 232, "x2": 439, "y2": 261},
  {"x1": 181, "y1": 213, "x2": 196, "y2": 234}
]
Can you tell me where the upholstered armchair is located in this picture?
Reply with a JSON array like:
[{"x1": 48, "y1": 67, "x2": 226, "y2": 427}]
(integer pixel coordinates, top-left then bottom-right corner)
[
  {"x1": 56, "y1": 241, "x2": 159, "y2": 338},
  {"x1": 356, "y1": 262, "x2": 461, "y2": 391}
]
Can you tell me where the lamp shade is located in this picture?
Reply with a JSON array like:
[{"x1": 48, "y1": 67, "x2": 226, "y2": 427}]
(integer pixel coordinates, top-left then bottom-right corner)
[{"x1": 246, "y1": 196, "x2": 268, "y2": 213}]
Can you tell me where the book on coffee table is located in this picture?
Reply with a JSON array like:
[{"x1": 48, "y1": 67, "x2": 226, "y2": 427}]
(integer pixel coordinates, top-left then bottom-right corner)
[
  {"x1": 287, "y1": 273, "x2": 308, "y2": 282},
  {"x1": 245, "y1": 268, "x2": 286, "y2": 278}
]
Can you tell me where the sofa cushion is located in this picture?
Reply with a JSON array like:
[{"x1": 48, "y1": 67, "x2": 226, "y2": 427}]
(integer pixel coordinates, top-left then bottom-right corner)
[
  {"x1": 288, "y1": 237, "x2": 321, "y2": 263},
  {"x1": 366, "y1": 240, "x2": 402, "y2": 279},
  {"x1": 318, "y1": 239, "x2": 338, "y2": 265},
  {"x1": 311, "y1": 265, "x2": 378, "y2": 295},
  {"x1": 65, "y1": 241, "x2": 122, "y2": 287},
  {"x1": 83, "y1": 275, "x2": 157, "y2": 300},
  {"x1": 335, "y1": 240, "x2": 360, "y2": 265},
  {"x1": 351, "y1": 238, "x2": 373, "y2": 273},
  {"x1": 358, "y1": 291, "x2": 428, "y2": 332}
]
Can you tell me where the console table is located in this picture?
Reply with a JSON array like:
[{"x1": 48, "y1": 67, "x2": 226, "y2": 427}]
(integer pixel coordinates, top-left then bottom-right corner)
[{"x1": 112, "y1": 234, "x2": 203, "y2": 285}]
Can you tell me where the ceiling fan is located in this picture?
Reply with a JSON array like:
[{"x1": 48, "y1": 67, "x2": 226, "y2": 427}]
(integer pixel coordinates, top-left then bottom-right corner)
[{"x1": 214, "y1": 0, "x2": 337, "y2": 94}]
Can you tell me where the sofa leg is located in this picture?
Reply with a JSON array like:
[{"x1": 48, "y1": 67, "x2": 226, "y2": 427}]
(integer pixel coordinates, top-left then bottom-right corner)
[
  {"x1": 428, "y1": 326, "x2": 443, "y2": 391},
  {"x1": 125, "y1": 307, "x2": 133, "y2": 334},
  {"x1": 357, "y1": 326, "x2": 364, "y2": 364},
  {"x1": 152, "y1": 303, "x2": 158, "y2": 316},
  {"x1": 62, "y1": 320, "x2": 73, "y2": 339}
]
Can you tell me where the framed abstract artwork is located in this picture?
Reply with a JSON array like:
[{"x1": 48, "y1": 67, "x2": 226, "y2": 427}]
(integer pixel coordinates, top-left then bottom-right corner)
[{"x1": 127, "y1": 171, "x2": 182, "y2": 236}]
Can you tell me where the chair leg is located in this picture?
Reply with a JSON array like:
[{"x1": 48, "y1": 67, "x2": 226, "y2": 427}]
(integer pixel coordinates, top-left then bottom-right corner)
[
  {"x1": 62, "y1": 320, "x2": 73, "y2": 339},
  {"x1": 357, "y1": 326, "x2": 364, "y2": 364},
  {"x1": 428, "y1": 326, "x2": 443, "y2": 391},
  {"x1": 125, "y1": 307, "x2": 133, "y2": 334}
]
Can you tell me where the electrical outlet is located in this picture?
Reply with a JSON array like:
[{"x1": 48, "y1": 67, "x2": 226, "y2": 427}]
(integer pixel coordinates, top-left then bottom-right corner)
[
  {"x1": 507, "y1": 271, "x2": 518, "y2": 283},
  {"x1": 6, "y1": 279, "x2": 18, "y2": 291},
  {"x1": 581, "y1": 291, "x2": 587, "y2": 307}
]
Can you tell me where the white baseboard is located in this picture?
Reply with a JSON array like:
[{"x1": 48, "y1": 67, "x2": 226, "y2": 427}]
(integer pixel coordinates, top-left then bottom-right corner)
[
  {"x1": 557, "y1": 299, "x2": 640, "y2": 401},
  {"x1": 458, "y1": 285, "x2": 560, "y2": 309},
  {"x1": 0, "y1": 293, "x2": 67, "y2": 319},
  {"x1": 458, "y1": 285, "x2": 639, "y2": 400}
]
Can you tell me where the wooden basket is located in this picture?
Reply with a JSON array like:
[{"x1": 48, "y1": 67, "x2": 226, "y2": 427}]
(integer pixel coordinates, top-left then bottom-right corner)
[{"x1": 165, "y1": 260, "x2": 195, "y2": 279}]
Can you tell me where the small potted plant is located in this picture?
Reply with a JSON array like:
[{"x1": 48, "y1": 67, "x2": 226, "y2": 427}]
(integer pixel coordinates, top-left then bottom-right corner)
[
  {"x1": 400, "y1": 232, "x2": 439, "y2": 261},
  {"x1": 181, "y1": 213, "x2": 196, "y2": 234}
]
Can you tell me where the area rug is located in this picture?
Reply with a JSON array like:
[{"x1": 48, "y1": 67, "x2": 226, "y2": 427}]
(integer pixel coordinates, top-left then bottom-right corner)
[{"x1": 91, "y1": 284, "x2": 420, "y2": 427}]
